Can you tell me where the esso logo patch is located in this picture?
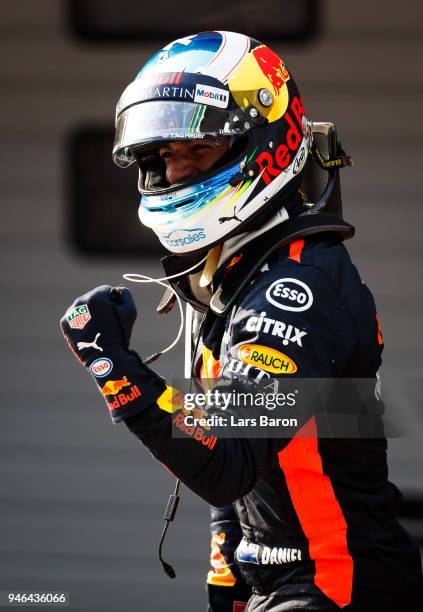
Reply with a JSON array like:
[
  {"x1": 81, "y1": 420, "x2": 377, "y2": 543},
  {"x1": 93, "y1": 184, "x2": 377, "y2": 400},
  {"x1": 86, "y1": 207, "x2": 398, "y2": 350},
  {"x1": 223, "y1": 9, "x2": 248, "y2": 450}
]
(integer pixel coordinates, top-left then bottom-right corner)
[
  {"x1": 90, "y1": 358, "x2": 113, "y2": 378},
  {"x1": 266, "y1": 278, "x2": 313, "y2": 312}
]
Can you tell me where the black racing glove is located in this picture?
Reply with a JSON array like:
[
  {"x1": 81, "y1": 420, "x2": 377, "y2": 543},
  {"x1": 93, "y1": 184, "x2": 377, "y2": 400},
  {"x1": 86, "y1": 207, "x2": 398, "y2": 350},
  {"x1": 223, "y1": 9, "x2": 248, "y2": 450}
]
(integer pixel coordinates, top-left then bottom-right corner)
[{"x1": 60, "y1": 285, "x2": 166, "y2": 424}]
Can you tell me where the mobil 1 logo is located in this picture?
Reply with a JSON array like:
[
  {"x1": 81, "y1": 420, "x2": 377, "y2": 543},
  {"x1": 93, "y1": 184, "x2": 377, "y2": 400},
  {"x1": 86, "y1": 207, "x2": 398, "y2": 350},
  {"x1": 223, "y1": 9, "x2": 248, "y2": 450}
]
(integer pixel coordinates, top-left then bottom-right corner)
[{"x1": 266, "y1": 278, "x2": 313, "y2": 312}]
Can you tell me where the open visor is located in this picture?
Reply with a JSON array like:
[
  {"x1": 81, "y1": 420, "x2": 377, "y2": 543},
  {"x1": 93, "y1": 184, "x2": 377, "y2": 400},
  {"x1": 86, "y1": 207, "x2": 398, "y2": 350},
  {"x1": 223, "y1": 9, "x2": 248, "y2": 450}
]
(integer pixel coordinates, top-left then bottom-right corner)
[{"x1": 113, "y1": 100, "x2": 251, "y2": 167}]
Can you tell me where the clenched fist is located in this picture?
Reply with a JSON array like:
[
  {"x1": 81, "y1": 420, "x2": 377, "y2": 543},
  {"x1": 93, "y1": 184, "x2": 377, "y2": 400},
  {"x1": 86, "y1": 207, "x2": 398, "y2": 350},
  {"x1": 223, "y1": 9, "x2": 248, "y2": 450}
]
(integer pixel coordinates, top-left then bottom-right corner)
[{"x1": 60, "y1": 285, "x2": 165, "y2": 423}]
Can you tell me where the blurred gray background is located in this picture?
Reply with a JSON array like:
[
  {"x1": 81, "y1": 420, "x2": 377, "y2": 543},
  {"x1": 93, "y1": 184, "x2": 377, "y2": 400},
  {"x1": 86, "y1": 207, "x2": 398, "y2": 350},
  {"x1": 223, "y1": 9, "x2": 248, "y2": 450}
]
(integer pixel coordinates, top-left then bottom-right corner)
[{"x1": 1, "y1": 1, "x2": 422, "y2": 611}]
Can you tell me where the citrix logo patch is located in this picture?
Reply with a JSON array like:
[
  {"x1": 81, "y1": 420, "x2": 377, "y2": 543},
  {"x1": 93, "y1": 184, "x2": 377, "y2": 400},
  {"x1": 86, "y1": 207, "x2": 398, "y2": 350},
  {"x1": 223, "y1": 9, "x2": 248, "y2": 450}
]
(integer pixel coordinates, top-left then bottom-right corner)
[
  {"x1": 245, "y1": 311, "x2": 307, "y2": 347},
  {"x1": 162, "y1": 227, "x2": 206, "y2": 247}
]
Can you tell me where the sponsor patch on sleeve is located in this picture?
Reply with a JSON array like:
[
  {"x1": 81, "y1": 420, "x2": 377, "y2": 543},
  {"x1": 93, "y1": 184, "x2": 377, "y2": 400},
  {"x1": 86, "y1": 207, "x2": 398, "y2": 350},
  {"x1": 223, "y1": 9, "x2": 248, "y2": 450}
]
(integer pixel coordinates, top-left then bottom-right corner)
[{"x1": 238, "y1": 344, "x2": 297, "y2": 374}]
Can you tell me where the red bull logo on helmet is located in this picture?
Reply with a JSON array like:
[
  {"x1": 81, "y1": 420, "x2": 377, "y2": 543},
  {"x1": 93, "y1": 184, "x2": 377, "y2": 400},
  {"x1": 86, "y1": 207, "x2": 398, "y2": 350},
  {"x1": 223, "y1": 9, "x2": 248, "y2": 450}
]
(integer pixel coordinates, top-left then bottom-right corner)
[{"x1": 252, "y1": 46, "x2": 290, "y2": 96}]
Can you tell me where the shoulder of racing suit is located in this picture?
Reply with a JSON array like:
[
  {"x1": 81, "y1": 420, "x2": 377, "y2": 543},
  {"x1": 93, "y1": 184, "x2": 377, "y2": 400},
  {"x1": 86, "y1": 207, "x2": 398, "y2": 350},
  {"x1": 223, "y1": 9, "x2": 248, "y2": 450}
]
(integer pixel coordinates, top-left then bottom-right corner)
[
  {"x1": 209, "y1": 213, "x2": 354, "y2": 315},
  {"x1": 208, "y1": 230, "x2": 382, "y2": 383}
]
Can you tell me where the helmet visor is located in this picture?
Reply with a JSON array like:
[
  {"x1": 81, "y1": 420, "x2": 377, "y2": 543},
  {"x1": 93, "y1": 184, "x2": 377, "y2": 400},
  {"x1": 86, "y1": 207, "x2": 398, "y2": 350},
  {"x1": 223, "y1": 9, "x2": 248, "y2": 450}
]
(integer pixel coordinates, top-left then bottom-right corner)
[{"x1": 113, "y1": 100, "x2": 250, "y2": 167}]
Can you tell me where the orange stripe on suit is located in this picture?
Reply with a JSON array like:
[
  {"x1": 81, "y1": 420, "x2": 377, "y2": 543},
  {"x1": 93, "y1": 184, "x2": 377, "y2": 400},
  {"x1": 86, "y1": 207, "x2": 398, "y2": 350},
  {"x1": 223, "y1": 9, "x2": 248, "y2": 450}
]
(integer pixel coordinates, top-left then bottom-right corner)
[
  {"x1": 278, "y1": 417, "x2": 353, "y2": 608},
  {"x1": 288, "y1": 239, "x2": 304, "y2": 262}
]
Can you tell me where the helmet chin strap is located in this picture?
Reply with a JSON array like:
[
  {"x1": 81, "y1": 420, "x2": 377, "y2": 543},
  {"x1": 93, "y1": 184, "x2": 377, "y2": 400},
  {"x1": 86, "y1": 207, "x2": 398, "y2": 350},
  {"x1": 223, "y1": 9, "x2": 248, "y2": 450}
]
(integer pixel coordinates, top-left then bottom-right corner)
[
  {"x1": 175, "y1": 245, "x2": 224, "y2": 311},
  {"x1": 199, "y1": 245, "x2": 223, "y2": 288}
]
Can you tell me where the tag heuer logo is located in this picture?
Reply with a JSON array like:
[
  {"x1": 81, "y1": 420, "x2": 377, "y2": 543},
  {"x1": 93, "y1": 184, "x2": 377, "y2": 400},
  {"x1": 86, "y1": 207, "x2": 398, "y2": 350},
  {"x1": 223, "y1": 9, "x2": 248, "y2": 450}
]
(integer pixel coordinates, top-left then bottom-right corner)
[{"x1": 67, "y1": 304, "x2": 91, "y2": 330}]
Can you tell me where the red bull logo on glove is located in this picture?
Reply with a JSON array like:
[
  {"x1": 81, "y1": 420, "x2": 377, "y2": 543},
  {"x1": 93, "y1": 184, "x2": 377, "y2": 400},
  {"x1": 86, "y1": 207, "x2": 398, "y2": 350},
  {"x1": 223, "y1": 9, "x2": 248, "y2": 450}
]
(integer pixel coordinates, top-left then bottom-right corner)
[
  {"x1": 101, "y1": 376, "x2": 142, "y2": 412},
  {"x1": 102, "y1": 376, "x2": 131, "y2": 396},
  {"x1": 101, "y1": 376, "x2": 142, "y2": 411}
]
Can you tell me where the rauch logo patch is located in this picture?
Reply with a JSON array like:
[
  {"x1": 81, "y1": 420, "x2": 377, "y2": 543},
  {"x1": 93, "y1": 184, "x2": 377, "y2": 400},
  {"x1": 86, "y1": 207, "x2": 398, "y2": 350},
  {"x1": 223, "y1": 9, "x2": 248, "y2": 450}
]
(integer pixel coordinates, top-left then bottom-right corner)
[
  {"x1": 265, "y1": 278, "x2": 313, "y2": 312},
  {"x1": 238, "y1": 344, "x2": 297, "y2": 374}
]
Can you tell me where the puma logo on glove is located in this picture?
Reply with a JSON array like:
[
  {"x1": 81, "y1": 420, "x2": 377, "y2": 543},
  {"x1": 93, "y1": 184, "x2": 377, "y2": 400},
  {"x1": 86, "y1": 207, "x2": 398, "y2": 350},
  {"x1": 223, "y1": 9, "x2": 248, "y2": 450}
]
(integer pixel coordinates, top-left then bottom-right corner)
[{"x1": 77, "y1": 332, "x2": 103, "y2": 352}]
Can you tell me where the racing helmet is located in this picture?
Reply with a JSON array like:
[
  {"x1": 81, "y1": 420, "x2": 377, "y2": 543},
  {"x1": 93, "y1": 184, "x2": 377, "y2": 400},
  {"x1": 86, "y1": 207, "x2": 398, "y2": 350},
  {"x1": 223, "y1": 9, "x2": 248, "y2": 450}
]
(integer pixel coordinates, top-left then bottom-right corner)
[{"x1": 113, "y1": 31, "x2": 312, "y2": 255}]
